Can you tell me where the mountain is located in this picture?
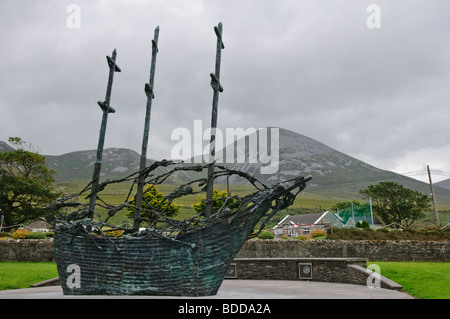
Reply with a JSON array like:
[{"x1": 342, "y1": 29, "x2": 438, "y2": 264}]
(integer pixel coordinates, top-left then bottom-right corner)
[
  {"x1": 45, "y1": 148, "x2": 149, "y2": 182},
  {"x1": 0, "y1": 142, "x2": 145, "y2": 182},
  {"x1": 217, "y1": 127, "x2": 387, "y2": 188},
  {"x1": 3, "y1": 127, "x2": 449, "y2": 205},
  {"x1": 185, "y1": 127, "x2": 450, "y2": 203},
  {"x1": 0, "y1": 141, "x2": 15, "y2": 152},
  {"x1": 436, "y1": 178, "x2": 450, "y2": 190}
]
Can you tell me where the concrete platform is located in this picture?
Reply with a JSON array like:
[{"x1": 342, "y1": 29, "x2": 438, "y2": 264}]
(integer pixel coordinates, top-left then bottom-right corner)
[{"x1": 0, "y1": 280, "x2": 414, "y2": 299}]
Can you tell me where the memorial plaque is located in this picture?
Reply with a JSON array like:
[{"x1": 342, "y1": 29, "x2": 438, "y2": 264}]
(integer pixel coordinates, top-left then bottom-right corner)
[
  {"x1": 225, "y1": 263, "x2": 237, "y2": 279},
  {"x1": 298, "y1": 263, "x2": 313, "y2": 279}
]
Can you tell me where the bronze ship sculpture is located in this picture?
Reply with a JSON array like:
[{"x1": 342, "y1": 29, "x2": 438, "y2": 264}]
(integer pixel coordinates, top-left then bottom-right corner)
[{"x1": 47, "y1": 23, "x2": 311, "y2": 296}]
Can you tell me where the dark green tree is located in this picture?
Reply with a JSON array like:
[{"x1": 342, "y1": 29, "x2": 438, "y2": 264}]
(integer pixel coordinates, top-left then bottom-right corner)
[
  {"x1": 355, "y1": 220, "x2": 370, "y2": 228},
  {"x1": 332, "y1": 200, "x2": 370, "y2": 225},
  {"x1": 331, "y1": 200, "x2": 362, "y2": 211},
  {"x1": 0, "y1": 137, "x2": 60, "y2": 229},
  {"x1": 359, "y1": 181, "x2": 431, "y2": 228}
]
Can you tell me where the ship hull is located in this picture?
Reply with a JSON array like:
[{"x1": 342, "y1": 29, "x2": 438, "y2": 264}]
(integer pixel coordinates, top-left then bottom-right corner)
[{"x1": 54, "y1": 200, "x2": 271, "y2": 296}]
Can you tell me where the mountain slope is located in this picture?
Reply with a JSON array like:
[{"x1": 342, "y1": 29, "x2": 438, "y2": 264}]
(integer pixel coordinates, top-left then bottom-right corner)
[
  {"x1": 436, "y1": 178, "x2": 450, "y2": 190},
  {"x1": 0, "y1": 141, "x2": 15, "y2": 152},
  {"x1": 197, "y1": 127, "x2": 450, "y2": 203},
  {"x1": 45, "y1": 148, "x2": 145, "y2": 182},
  {"x1": 222, "y1": 127, "x2": 386, "y2": 187},
  {"x1": 5, "y1": 127, "x2": 447, "y2": 204}
]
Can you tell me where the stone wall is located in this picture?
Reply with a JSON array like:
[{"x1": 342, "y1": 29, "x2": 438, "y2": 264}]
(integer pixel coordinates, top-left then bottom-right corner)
[
  {"x1": 0, "y1": 239, "x2": 55, "y2": 262},
  {"x1": 1, "y1": 238, "x2": 448, "y2": 262},
  {"x1": 229, "y1": 258, "x2": 368, "y2": 284},
  {"x1": 236, "y1": 240, "x2": 450, "y2": 262},
  {"x1": 227, "y1": 257, "x2": 403, "y2": 290}
]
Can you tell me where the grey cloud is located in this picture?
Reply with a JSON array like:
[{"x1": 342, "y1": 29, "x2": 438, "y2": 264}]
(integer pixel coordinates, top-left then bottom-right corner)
[{"x1": 1, "y1": 0, "x2": 449, "y2": 181}]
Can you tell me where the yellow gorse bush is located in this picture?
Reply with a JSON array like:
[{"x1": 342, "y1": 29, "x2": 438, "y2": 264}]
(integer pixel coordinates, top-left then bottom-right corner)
[
  {"x1": 310, "y1": 229, "x2": 327, "y2": 239},
  {"x1": 11, "y1": 229, "x2": 31, "y2": 239}
]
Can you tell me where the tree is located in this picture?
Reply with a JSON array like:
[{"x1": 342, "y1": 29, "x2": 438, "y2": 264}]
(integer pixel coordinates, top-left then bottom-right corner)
[
  {"x1": 356, "y1": 220, "x2": 370, "y2": 228},
  {"x1": 127, "y1": 185, "x2": 180, "y2": 225},
  {"x1": 332, "y1": 200, "x2": 370, "y2": 225},
  {"x1": 0, "y1": 137, "x2": 60, "y2": 230},
  {"x1": 192, "y1": 189, "x2": 240, "y2": 216},
  {"x1": 359, "y1": 181, "x2": 431, "y2": 228},
  {"x1": 257, "y1": 231, "x2": 274, "y2": 240},
  {"x1": 331, "y1": 200, "x2": 361, "y2": 211}
]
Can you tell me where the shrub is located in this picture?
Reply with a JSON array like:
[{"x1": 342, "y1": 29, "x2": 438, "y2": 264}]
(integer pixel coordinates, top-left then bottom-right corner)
[
  {"x1": 27, "y1": 232, "x2": 47, "y2": 239},
  {"x1": 356, "y1": 221, "x2": 370, "y2": 228},
  {"x1": 294, "y1": 235, "x2": 310, "y2": 241},
  {"x1": 310, "y1": 229, "x2": 327, "y2": 239},
  {"x1": 327, "y1": 226, "x2": 341, "y2": 235},
  {"x1": 326, "y1": 226, "x2": 450, "y2": 240},
  {"x1": 258, "y1": 231, "x2": 274, "y2": 240},
  {"x1": 0, "y1": 232, "x2": 10, "y2": 238},
  {"x1": 326, "y1": 228, "x2": 366, "y2": 240},
  {"x1": 11, "y1": 229, "x2": 31, "y2": 239}
]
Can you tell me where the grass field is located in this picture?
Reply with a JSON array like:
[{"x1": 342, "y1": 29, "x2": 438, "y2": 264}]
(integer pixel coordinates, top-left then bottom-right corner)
[
  {"x1": 0, "y1": 262, "x2": 58, "y2": 290},
  {"x1": 54, "y1": 181, "x2": 348, "y2": 230},
  {"x1": 370, "y1": 261, "x2": 450, "y2": 299},
  {"x1": 55, "y1": 180, "x2": 449, "y2": 229}
]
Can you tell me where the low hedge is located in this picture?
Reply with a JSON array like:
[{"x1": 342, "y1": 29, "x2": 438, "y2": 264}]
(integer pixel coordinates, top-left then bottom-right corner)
[
  {"x1": 5, "y1": 229, "x2": 54, "y2": 240},
  {"x1": 327, "y1": 226, "x2": 450, "y2": 241}
]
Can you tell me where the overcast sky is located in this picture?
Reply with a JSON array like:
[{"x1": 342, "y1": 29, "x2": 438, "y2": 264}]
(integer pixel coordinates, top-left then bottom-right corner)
[{"x1": 1, "y1": 0, "x2": 450, "y2": 183}]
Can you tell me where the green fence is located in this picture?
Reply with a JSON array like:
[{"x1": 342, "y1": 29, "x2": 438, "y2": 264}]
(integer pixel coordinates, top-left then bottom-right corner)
[{"x1": 336, "y1": 203, "x2": 375, "y2": 227}]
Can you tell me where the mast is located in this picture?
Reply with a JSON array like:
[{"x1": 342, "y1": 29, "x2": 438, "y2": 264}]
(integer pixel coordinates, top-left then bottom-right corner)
[
  {"x1": 204, "y1": 22, "x2": 225, "y2": 218},
  {"x1": 133, "y1": 26, "x2": 160, "y2": 232},
  {"x1": 88, "y1": 49, "x2": 121, "y2": 219}
]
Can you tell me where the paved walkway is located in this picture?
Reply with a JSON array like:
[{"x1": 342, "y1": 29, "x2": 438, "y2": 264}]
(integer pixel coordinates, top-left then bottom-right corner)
[{"x1": 0, "y1": 280, "x2": 413, "y2": 299}]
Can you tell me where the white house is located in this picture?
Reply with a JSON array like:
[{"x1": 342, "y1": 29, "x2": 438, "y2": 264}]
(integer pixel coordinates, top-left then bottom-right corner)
[
  {"x1": 273, "y1": 211, "x2": 383, "y2": 238},
  {"x1": 24, "y1": 219, "x2": 52, "y2": 233},
  {"x1": 273, "y1": 212, "x2": 343, "y2": 238}
]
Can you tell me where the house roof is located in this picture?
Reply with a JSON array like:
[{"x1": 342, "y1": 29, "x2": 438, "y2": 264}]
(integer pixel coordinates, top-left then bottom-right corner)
[
  {"x1": 344, "y1": 215, "x2": 383, "y2": 226},
  {"x1": 276, "y1": 213, "x2": 326, "y2": 227},
  {"x1": 275, "y1": 211, "x2": 383, "y2": 229},
  {"x1": 25, "y1": 219, "x2": 52, "y2": 229}
]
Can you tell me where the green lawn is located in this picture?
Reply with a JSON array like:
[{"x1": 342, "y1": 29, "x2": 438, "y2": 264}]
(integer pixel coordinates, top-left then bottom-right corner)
[
  {"x1": 0, "y1": 262, "x2": 58, "y2": 290},
  {"x1": 370, "y1": 261, "x2": 450, "y2": 299}
]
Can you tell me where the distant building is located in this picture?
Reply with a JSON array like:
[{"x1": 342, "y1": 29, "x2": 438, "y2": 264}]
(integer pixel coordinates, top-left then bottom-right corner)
[
  {"x1": 273, "y1": 212, "x2": 343, "y2": 238},
  {"x1": 343, "y1": 216, "x2": 383, "y2": 229},
  {"x1": 24, "y1": 219, "x2": 52, "y2": 233},
  {"x1": 273, "y1": 211, "x2": 383, "y2": 238}
]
